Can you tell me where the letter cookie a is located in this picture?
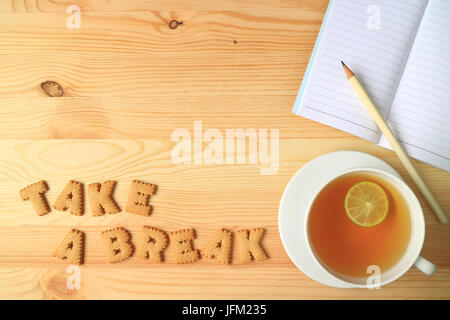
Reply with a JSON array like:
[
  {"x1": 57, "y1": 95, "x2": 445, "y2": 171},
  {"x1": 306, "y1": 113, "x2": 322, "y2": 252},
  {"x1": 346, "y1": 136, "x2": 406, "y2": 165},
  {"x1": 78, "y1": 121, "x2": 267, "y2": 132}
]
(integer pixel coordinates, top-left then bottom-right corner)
[
  {"x1": 53, "y1": 229, "x2": 85, "y2": 265},
  {"x1": 53, "y1": 180, "x2": 84, "y2": 216},
  {"x1": 202, "y1": 229, "x2": 232, "y2": 264}
]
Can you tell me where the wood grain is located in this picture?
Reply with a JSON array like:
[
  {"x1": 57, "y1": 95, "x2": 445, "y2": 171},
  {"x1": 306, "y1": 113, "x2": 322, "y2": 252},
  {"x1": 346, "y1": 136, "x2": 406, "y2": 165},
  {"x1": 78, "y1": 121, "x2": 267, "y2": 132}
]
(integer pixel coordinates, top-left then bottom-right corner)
[
  {"x1": 0, "y1": 0, "x2": 449, "y2": 299},
  {"x1": 0, "y1": 0, "x2": 325, "y2": 12},
  {"x1": 0, "y1": 10, "x2": 323, "y2": 55},
  {"x1": 1, "y1": 140, "x2": 449, "y2": 299}
]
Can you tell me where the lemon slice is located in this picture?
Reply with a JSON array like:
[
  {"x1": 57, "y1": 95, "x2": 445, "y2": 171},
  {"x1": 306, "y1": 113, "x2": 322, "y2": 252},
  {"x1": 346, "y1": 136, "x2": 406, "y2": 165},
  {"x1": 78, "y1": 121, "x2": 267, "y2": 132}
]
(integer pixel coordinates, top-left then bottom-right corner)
[{"x1": 344, "y1": 181, "x2": 389, "y2": 227}]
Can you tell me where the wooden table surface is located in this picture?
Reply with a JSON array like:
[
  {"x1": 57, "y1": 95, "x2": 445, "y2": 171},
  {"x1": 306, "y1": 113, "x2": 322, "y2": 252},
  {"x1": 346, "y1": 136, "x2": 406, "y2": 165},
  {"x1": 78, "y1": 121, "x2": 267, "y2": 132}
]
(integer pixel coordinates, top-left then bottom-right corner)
[{"x1": 0, "y1": 0, "x2": 449, "y2": 300}]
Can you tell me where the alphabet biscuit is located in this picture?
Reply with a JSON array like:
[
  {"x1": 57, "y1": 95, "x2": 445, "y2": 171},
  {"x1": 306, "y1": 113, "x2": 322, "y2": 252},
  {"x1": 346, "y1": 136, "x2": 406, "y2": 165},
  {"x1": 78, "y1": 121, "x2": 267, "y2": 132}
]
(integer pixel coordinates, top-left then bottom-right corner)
[
  {"x1": 126, "y1": 180, "x2": 157, "y2": 216},
  {"x1": 19, "y1": 180, "x2": 50, "y2": 216},
  {"x1": 53, "y1": 229, "x2": 85, "y2": 265},
  {"x1": 236, "y1": 228, "x2": 268, "y2": 264},
  {"x1": 88, "y1": 181, "x2": 121, "y2": 216},
  {"x1": 136, "y1": 226, "x2": 168, "y2": 263},
  {"x1": 101, "y1": 227, "x2": 134, "y2": 263},
  {"x1": 169, "y1": 228, "x2": 200, "y2": 264},
  {"x1": 201, "y1": 229, "x2": 232, "y2": 264},
  {"x1": 53, "y1": 180, "x2": 84, "y2": 216}
]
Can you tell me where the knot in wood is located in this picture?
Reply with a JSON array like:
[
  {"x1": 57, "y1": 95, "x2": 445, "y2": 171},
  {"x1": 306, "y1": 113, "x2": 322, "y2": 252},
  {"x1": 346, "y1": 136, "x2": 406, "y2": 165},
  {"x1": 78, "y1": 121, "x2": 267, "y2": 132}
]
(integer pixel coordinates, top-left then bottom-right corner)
[{"x1": 168, "y1": 20, "x2": 182, "y2": 29}]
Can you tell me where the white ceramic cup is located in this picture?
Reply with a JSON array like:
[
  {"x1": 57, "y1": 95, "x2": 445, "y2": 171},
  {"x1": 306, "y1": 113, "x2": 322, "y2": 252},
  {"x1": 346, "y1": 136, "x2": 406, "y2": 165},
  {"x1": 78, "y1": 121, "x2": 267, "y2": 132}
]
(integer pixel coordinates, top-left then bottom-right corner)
[{"x1": 304, "y1": 167, "x2": 436, "y2": 288}]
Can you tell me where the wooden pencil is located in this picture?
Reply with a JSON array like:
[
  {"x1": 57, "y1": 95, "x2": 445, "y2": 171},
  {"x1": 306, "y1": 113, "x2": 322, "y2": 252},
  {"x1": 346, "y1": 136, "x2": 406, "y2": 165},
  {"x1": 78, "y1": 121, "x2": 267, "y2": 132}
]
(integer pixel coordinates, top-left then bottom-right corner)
[{"x1": 341, "y1": 61, "x2": 448, "y2": 224}]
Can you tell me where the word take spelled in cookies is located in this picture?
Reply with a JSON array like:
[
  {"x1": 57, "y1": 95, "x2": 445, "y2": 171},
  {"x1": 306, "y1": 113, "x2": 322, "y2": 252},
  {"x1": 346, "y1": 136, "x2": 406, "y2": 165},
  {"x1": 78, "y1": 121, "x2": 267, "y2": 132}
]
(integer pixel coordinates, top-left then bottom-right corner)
[
  {"x1": 19, "y1": 180, "x2": 268, "y2": 266},
  {"x1": 20, "y1": 179, "x2": 156, "y2": 217}
]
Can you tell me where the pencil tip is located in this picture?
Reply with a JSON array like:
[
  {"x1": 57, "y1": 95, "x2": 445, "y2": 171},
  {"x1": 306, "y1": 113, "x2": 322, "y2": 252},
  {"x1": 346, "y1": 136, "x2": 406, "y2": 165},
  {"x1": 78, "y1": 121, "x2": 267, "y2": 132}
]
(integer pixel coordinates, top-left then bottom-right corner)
[{"x1": 341, "y1": 61, "x2": 354, "y2": 79}]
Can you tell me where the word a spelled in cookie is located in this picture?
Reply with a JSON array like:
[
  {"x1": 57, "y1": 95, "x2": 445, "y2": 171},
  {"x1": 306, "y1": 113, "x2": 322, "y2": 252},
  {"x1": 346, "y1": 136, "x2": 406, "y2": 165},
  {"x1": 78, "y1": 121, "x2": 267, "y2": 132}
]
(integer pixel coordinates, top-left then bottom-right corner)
[
  {"x1": 19, "y1": 180, "x2": 50, "y2": 216},
  {"x1": 88, "y1": 181, "x2": 121, "y2": 216},
  {"x1": 136, "y1": 226, "x2": 168, "y2": 263},
  {"x1": 236, "y1": 228, "x2": 268, "y2": 264},
  {"x1": 53, "y1": 180, "x2": 84, "y2": 216},
  {"x1": 201, "y1": 229, "x2": 232, "y2": 264},
  {"x1": 102, "y1": 227, "x2": 135, "y2": 263},
  {"x1": 126, "y1": 180, "x2": 157, "y2": 216},
  {"x1": 170, "y1": 228, "x2": 200, "y2": 264},
  {"x1": 54, "y1": 229, "x2": 85, "y2": 265}
]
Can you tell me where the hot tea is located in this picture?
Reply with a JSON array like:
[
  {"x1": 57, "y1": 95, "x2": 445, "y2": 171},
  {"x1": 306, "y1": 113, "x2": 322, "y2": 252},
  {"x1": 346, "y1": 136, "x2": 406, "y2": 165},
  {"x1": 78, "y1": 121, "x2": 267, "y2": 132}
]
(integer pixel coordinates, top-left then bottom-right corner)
[{"x1": 308, "y1": 172, "x2": 411, "y2": 278}]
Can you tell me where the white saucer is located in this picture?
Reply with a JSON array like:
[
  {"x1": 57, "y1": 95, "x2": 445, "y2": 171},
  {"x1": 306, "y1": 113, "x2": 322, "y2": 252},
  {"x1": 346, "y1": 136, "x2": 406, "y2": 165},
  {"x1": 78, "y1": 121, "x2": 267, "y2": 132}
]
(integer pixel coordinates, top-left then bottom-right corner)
[{"x1": 278, "y1": 151, "x2": 401, "y2": 288}]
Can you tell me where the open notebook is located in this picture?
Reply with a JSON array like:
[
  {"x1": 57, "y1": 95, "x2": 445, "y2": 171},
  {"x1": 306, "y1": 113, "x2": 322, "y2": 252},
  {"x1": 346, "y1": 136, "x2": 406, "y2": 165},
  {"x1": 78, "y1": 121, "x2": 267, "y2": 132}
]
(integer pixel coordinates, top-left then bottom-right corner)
[{"x1": 293, "y1": 0, "x2": 450, "y2": 173}]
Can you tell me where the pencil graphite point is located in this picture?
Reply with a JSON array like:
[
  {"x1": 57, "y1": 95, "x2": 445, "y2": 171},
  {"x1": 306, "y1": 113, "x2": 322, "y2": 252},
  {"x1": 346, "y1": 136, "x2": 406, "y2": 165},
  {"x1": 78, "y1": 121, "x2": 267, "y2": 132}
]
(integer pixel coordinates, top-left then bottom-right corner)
[{"x1": 341, "y1": 61, "x2": 355, "y2": 79}]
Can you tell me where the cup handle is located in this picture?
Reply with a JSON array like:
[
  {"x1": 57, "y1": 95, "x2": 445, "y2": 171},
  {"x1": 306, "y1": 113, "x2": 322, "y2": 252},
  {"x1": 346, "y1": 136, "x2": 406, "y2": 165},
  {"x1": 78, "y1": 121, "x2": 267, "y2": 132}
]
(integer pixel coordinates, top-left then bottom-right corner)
[{"x1": 414, "y1": 256, "x2": 436, "y2": 276}]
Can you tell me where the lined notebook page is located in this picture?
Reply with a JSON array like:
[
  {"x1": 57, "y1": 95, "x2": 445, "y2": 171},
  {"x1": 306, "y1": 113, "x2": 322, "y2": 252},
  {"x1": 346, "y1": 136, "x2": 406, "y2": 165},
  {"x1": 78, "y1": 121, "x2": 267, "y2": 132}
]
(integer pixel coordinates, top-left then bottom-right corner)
[
  {"x1": 295, "y1": 0, "x2": 428, "y2": 142},
  {"x1": 380, "y1": 0, "x2": 450, "y2": 172}
]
